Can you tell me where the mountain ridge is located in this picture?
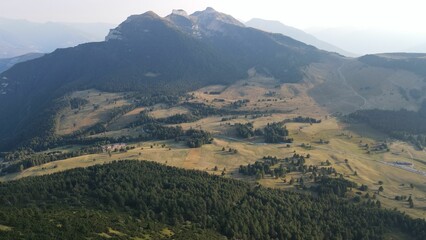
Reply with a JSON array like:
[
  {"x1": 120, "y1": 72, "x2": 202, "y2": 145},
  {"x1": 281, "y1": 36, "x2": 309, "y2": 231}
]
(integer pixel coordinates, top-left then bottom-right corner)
[
  {"x1": 245, "y1": 18, "x2": 356, "y2": 57},
  {"x1": 0, "y1": 17, "x2": 113, "y2": 58},
  {"x1": 0, "y1": 52, "x2": 44, "y2": 73}
]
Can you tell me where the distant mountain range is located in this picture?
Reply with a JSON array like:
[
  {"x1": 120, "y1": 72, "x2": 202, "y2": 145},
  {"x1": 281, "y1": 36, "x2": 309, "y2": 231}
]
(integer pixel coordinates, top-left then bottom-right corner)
[
  {"x1": 306, "y1": 27, "x2": 426, "y2": 55},
  {"x1": 245, "y1": 18, "x2": 355, "y2": 57},
  {"x1": 0, "y1": 18, "x2": 114, "y2": 58},
  {"x1": 0, "y1": 53, "x2": 44, "y2": 73}
]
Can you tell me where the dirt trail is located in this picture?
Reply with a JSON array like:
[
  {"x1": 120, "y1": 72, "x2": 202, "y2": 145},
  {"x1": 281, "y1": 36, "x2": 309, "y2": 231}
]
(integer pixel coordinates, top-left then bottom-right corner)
[{"x1": 337, "y1": 62, "x2": 369, "y2": 109}]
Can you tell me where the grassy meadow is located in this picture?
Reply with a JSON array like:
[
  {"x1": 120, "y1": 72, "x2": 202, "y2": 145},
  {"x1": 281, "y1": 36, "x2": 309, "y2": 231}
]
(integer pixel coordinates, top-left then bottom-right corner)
[{"x1": 2, "y1": 76, "x2": 426, "y2": 219}]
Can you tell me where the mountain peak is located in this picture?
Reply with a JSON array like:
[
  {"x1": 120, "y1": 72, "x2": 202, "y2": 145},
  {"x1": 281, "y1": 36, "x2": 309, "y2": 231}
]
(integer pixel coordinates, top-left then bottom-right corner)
[
  {"x1": 166, "y1": 9, "x2": 195, "y2": 36},
  {"x1": 190, "y1": 7, "x2": 244, "y2": 32},
  {"x1": 205, "y1": 7, "x2": 216, "y2": 12},
  {"x1": 105, "y1": 11, "x2": 167, "y2": 41},
  {"x1": 166, "y1": 8, "x2": 245, "y2": 37},
  {"x1": 126, "y1": 11, "x2": 162, "y2": 22},
  {"x1": 171, "y1": 9, "x2": 189, "y2": 17}
]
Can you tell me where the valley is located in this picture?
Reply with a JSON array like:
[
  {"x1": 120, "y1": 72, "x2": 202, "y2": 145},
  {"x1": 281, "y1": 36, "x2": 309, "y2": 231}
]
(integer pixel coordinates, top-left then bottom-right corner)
[
  {"x1": 0, "y1": 7, "x2": 426, "y2": 239},
  {"x1": 2, "y1": 71, "x2": 426, "y2": 220}
]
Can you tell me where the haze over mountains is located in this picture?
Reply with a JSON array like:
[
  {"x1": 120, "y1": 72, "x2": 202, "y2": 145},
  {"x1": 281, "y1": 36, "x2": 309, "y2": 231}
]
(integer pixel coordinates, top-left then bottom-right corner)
[
  {"x1": 245, "y1": 18, "x2": 355, "y2": 57},
  {"x1": 246, "y1": 19, "x2": 426, "y2": 56},
  {"x1": 3, "y1": 13, "x2": 425, "y2": 60},
  {"x1": 307, "y1": 27, "x2": 426, "y2": 55},
  {"x1": 0, "y1": 18, "x2": 114, "y2": 58},
  {"x1": 0, "y1": 52, "x2": 44, "y2": 73}
]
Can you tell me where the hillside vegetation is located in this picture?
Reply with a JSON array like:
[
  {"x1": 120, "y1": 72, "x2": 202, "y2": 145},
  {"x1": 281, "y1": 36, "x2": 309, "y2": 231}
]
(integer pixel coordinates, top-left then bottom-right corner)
[
  {"x1": 2, "y1": 71, "x2": 426, "y2": 219},
  {"x1": 360, "y1": 53, "x2": 426, "y2": 78},
  {"x1": 1, "y1": 8, "x2": 426, "y2": 239},
  {"x1": 0, "y1": 160, "x2": 425, "y2": 239},
  {"x1": 348, "y1": 102, "x2": 426, "y2": 149},
  {"x1": 0, "y1": 8, "x2": 322, "y2": 151}
]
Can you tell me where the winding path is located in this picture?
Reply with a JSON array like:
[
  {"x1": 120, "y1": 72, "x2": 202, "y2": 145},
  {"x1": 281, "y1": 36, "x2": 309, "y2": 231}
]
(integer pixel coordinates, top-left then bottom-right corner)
[{"x1": 337, "y1": 62, "x2": 369, "y2": 109}]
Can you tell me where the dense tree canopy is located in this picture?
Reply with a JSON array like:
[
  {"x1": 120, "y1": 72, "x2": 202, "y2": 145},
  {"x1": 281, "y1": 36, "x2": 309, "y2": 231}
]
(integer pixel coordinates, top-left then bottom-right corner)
[
  {"x1": 348, "y1": 106, "x2": 426, "y2": 149},
  {"x1": 0, "y1": 160, "x2": 425, "y2": 239}
]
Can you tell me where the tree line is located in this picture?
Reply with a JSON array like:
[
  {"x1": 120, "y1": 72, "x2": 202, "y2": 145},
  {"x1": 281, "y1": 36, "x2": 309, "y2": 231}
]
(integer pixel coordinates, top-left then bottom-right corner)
[
  {"x1": 1, "y1": 124, "x2": 213, "y2": 174},
  {"x1": 348, "y1": 106, "x2": 426, "y2": 149}
]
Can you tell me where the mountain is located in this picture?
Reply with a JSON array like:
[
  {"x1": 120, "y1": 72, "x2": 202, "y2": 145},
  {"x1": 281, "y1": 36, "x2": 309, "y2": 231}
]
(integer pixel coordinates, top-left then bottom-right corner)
[
  {"x1": 307, "y1": 52, "x2": 426, "y2": 114},
  {"x1": 0, "y1": 8, "x2": 325, "y2": 150},
  {"x1": 1, "y1": 9, "x2": 426, "y2": 233},
  {"x1": 246, "y1": 18, "x2": 355, "y2": 57},
  {"x1": 3, "y1": 8, "x2": 425, "y2": 152},
  {"x1": 359, "y1": 53, "x2": 426, "y2": 77},
  {"x1": 306, "y1": 27, "x2": 426, "y2": 55},
  {"x1": 0, "y1": 53, "x2": 44, "y2": 73},
  {"x1": 0, "y1": 18, "x2": 114, "y2": 58}
]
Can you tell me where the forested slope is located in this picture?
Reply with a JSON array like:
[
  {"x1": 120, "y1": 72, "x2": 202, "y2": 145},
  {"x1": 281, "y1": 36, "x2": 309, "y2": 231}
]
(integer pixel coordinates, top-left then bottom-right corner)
[
  {"x1": 348, "y1": 102, "x2": 426, "y2": 149},
  {"x1": 0, "y1": 160, "x2": 424, "y2": 239}
]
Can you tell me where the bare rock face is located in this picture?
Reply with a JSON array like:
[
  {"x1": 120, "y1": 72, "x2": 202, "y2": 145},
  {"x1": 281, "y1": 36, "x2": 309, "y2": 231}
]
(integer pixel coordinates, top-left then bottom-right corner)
[
  {"x1": 171, "y1": 9, "x2": 189, "y2": 17},
  {"x1": 166, "y1": 7, "x2": 245, "y2": 37},
  {"x1": 105, "y1": 11, "x2": 165, "y2": 41}
]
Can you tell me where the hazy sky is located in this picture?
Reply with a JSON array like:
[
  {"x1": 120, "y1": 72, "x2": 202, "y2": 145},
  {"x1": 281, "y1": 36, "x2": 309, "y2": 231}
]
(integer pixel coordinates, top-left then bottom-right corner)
[
  {"x1": 1, "y1": 0, "x2": 426, "y2": 34},
  {"x1": 3, "y1": 0, "x2": 426, "y2": 54}
]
